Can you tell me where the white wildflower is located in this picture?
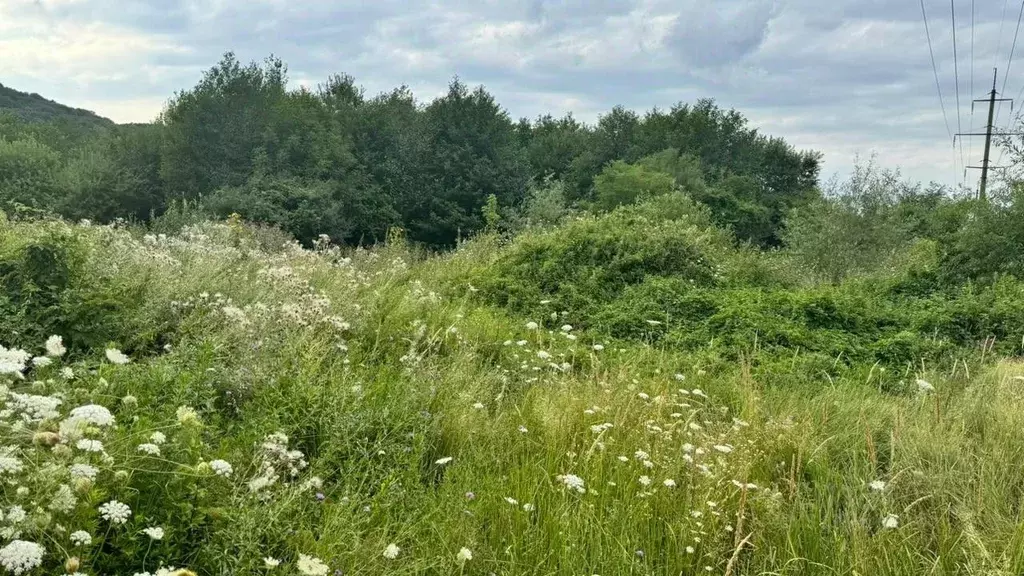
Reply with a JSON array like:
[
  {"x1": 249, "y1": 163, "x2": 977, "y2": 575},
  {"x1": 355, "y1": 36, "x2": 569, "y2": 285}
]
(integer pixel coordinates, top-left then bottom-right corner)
[
  {"x1": 105, "y1": 348, "x2": 131, "y2": 365},
  {"x1": 916, "y1": 379, "x2": 935, "y2": 393},
  {"x1": 75, "y1": 439, "x2": 104, "y2": 453},
  {"x1": 557, "y1": 473, "x2": 586, "y2": 493},
  {"x1": 137, "y1": 443, "x2": 160, "y2": 456},
  {"x1": 150, "y1": 432, "x2": 167, "y2": 445},
  {"x1": 435, "y1": 456, "x2": 453, "y2": 465},
  {"x1": 536, "y1": 350, "x2": 551, "y2": 360},
  {"x1": 210, "y1": 459, "x2": 233, "y2": 477},
  {"x1": 0, "y1": 540, "x2": 44, "y2": 575},
  {"x1": 98, "y1": 500, "x2": 131, "y2": 524},
  {"x1": 68, "y1": 404, "x2": 116, "y2": 427},
  {"x1": 69, "y1": 464, "x2": 98, "y2": 480},
  {"x1": 31, "y1": 356, "x2": 52, "y2": 368},
  {"x1": 143, "y1": 527, "x2": 164, "y2": 540},
  {"x1": 638, "y1": 475, "x2": 652, "y2": 486},
  {"x1": 525, "y1": 321, "x2": 539, "y2": 330},
  {"x1": 713, "y1": 445, "x2": 734, "y2": 454},
  {"x1": 60, "y1": 367, "x2": 74, "y2": 379},
  {"x1": 456, "y1": 547, "x2": 473, "y2": 562},
  {"x1": 383, "y1": 543, "x2": 400, "y2": 560},
  {"x1": 0, "y1": 345, "x2": 31, "y2": 375},
  {"x1": 0, "y1": 455, "x2": 23, "y2": 475},
  {"x1": 522, "y1": 502, "x2": 535, "y2": 512},
  {"x1": 45, "y1": 335, "x2": 66, "y2": 357},
  {"x1": 296, "y1": 554, "x2": 329, "y2": 576},
  {"x1": 263, "y1": 557, "x2": 281, "y2": 568},
  {"x1": 472, "y1": 402, "x2": 485, "y2": 410},
  {"x1": 560, "y1": 324, "x2": 573, "y2": 332},
  {"x1": 869, "y1": 480, "x2": 886, "y2": 492},
  {"x1": 69, "y1": 531, "x2": 92, "y2": 546},
  {"x1": 504, "y1": 497, "x2": 519, "y2": 506},
  {"x1": 663, "y1": 479, "x2": 677, "y2": 488},
  {"x1": 882, "y1": 513, "x2": 899, "y2": 529}
]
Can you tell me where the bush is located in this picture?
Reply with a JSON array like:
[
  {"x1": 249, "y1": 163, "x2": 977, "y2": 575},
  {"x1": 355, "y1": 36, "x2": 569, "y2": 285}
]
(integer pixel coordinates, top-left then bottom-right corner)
[
  {"x1": 477, "y1": 192, "x2": 730, "y2": 325},
  {"x1": 591, "y1": 160, "x2": 676, "y2": 212}
]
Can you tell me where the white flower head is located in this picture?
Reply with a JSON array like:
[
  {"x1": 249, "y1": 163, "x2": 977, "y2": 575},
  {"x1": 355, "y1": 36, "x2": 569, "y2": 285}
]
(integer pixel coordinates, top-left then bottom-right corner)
[
  {"x1": 150, "y1": 432, "x2": 167, "y2": 445},
  {"x1": 383, "y1": 543, "x2": 400, "y2": 560},
  {"x1": 869, "y1": 480, "x2": 886, "y2": 492},
  {"x1": 105, "y1": 348, "x2": 131, "y2": 365},
  {"x1": 137, "y1": 443, "x2": 161, "y2": 456},
  {"x1": 69, "y1": 463, "x2": 98, "y2": 480},
  {"x1": 143, "y1": 527, "x2": 164, "y2": 540},
  {"x1": 70, "y1": 531, "x2": 92, "y2": 546},
  {"x1": 456, "y1": 547, "x2": 473, "y2": 563},
  {"x1": 525, "y1": 321, "x2": 539, "y2": 330},
  {"x1": 45, "y1": 335, "x2": 66, "y2": 357},
  {"x1": 882, "y1": 513, "x2": 899, "y2": 529},
  {"x1": 435, "y1": 456, "x2": 453, "y2": 466},
  {"x1": 210, "y1": 459, "x2": 233, "y2": 477},
  {"x1": 75, "y1": 439, "x2": 104, "y2": 453},
  {"x1": 663, "y1": 478, "x2": 677, "y2": 488},
  {"x1": 0, "y1": 455, "x2": 23, "y2": 476},
  {"x1": 0, "y1": 540, "x2": 45, "y2": 575},
  {"x1": 296, "y1": 554, "x2": 329, "y2": 576},
  {"x1": 69, "y1": 404, "x2": 116, "y2": 427},
  {"x1": 31, "y1": 356, "x2": 52, "y2": 368},
  {"x1": 99, "y1": 500, "x2": 131, "y2": 524},
  {"x1": 263, "y1": 557, "x2": 281, "y2": 568},
  {"x1": 60, "y1": 367, "x2": 75, "y2": 379},
  {"x1": 638, "y1": 475, "x2": 652, "y2": 486},
  {"x1": 916, "y1": 379, "x2": 935, "y2": 393},
  {"x1": 557, "y1": 473, "x2": 586, "y2": 493}
]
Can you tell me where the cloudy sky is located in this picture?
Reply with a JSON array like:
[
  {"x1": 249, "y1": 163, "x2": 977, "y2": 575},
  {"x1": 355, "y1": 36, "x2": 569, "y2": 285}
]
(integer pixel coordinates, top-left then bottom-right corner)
[{"x1": 2, "y1": 0, "x2": 1023, "y2": 190}]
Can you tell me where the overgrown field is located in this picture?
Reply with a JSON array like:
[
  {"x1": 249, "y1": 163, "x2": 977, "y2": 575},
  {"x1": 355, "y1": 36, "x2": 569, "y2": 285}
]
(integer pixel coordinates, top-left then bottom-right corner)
[{"x1": 1, "y1": 212, "x2": 1024, "y2": 576}]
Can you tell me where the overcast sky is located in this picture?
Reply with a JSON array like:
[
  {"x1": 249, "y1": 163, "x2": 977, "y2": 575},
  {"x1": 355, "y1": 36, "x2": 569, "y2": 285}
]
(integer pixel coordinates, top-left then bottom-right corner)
[{"x1": 2, "y1": 0, "x2": 1023, "y2": 190}]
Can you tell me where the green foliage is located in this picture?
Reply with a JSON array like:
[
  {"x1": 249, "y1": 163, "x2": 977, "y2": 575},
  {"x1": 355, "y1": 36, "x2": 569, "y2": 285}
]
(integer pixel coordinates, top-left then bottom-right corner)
[
  {"x1": 591, "y1": 160, "x2": 676, "y2": 212},
  {"x1": 477, "y1": 192, "x2": 731, "y2": 322},
  {"x1": 0, "y1": 137, "x2": 64, "y2": 209}
]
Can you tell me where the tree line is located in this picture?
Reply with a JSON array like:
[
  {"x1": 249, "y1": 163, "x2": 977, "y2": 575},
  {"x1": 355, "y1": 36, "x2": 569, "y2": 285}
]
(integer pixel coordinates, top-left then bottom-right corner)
[{"x1": 0, "y1": 52, "x2": 821, "y2": 247}]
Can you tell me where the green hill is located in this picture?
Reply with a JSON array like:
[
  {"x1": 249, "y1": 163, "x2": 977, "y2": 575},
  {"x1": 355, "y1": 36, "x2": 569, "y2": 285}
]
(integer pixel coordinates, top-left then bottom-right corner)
[{"x1": 0, "y1": 82, "x2": 115, "y2": 128}]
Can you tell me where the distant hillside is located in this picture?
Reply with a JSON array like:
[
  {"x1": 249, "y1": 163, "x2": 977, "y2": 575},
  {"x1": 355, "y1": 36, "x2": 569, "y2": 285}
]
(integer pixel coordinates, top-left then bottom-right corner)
[{"x1": 0, "y1": 82, "x2": 115, "y2": 128}]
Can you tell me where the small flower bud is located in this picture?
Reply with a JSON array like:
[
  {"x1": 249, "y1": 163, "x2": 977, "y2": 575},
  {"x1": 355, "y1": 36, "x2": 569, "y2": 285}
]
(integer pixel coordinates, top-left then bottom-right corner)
[{"x1": 65, "y1": 556, "x2": 81, "y2": 573}]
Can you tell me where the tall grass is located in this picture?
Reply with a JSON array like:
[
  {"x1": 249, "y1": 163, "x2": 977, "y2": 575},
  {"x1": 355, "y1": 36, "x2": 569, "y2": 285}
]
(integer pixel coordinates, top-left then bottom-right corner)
[{"x1": 0, "y1": 218, "x2": 1022, "y2": 575}]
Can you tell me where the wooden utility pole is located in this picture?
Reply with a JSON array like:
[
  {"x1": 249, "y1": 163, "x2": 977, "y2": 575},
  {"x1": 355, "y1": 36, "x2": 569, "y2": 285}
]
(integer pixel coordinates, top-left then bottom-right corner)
[{"x1": 955, "y1": 68, "x2": 1021, "y2": 200}]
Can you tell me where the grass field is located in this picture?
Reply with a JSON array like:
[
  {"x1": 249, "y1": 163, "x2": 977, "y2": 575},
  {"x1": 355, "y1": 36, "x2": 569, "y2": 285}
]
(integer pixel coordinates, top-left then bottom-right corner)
[{"x1": 1, "y1": 217, "x2": 1023, "y2": 576}]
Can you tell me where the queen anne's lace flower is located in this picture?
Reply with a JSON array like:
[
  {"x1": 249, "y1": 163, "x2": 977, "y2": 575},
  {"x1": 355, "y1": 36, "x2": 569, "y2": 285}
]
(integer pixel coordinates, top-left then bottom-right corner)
[
  {"x1": 68, "y1": 404, "x2": 116, "y2": 427},
  {"x1": 70, "y1": 531, "x2": 92, "y2": 546},
  {"x1": 296, "y1": 554, "x2": 329, "y2": 576},
  {"x1": 557, "y1": 473, "x2": 586, "y2": 493},
  {"x1": 105, "y1": 348, "x2": 131, "y2": 365},
  {"x1": 382, "y1": 543, "x2": 400, "y2": 559},
  {"x1": 69, "y1": 463, "x2": 98, "y2": 480},
  {"x1": 137, "y1": 443, "x2": 161, "y2": 456},
  {"x1": 0, "y1": 345, "x2": 31, "y2": 375},
  {"x1": 0, "y1": 540, "x2": 44, "y2": 574},
  {"x1": 150, "y1": 432, "x2": 167, "y2": 445},
  {"x1": 99, "y1": 500, "x2": 131, "y2": 524},
  {"x1": 143, "y1": 527, "x2": 164, "y2": 540},
  {"x1": 45, "y1": 335, "x2": 66, "y2": 357},
  {"x1": 209, "y1": 459, "x2": 233, "y2": 477},
  {"x1": 75, "y1": 439, "x2": 104, "y2": 453},
  {"x1": 0, "y1": 455, "x2": 23, "y2": 475}
]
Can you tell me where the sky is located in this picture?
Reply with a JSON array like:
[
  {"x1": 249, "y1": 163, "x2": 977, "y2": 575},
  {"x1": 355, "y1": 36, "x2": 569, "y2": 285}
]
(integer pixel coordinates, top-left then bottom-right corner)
[{"x1": 1, "y1": 0, "x2": 1023, "y2": 191}]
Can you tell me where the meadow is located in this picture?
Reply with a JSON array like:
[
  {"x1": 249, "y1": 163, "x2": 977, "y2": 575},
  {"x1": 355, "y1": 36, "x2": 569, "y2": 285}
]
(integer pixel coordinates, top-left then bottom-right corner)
[{"x1": 1, "y1": 203, "x2": 1023, "y2": 576}]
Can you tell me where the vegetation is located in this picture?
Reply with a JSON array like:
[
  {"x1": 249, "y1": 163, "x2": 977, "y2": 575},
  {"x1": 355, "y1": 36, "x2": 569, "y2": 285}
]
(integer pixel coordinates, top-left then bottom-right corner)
[{"x1": 2, "y1": 51, "x2": 1024, "y2": 576}]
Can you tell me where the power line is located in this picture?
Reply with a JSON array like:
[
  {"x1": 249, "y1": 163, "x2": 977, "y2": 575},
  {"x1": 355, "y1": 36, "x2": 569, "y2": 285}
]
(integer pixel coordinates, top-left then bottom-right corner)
[
  {"x1": 995, "y1": 0, "x2": 1024, "y2": 127},
  {"x1": 952, "y1": 0, "x2": 966, "y2": 179},
  {"x1": 921, "y1": 0, "x2": 954, "y2": 141},
  {"x1": 968, "y1": 0, "x2": 975, "y2": 187}
]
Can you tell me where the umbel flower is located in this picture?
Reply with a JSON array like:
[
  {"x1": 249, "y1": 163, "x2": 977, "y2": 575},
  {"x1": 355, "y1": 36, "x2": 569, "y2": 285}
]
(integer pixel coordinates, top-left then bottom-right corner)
[{"x1": 0, "y1": 540, "x2": 45, "y2": 575}]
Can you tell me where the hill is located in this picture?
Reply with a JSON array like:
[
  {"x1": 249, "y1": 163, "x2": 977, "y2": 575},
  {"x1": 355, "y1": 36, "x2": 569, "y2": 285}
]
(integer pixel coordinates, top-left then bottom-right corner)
[{"x1": 0, "y1": 82, "x2": 115, "y2": 128}]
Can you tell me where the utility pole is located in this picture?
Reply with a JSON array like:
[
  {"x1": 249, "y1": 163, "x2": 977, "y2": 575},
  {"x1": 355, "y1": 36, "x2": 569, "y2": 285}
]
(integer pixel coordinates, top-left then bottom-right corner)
[{"x1": 955, "y1": 68, "x2": 1022, "y2": 201}]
